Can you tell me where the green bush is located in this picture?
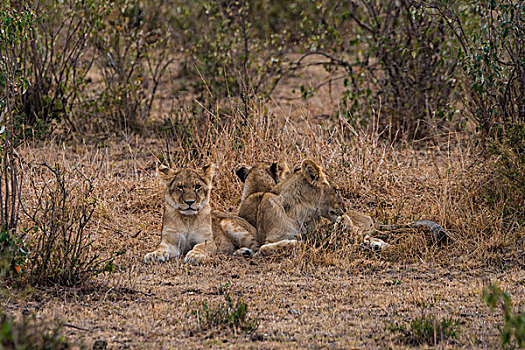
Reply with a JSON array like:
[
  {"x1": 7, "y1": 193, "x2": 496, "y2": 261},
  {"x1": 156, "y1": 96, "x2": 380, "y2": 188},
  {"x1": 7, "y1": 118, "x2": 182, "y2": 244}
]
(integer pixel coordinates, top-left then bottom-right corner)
[
  {"x1": 176, "y1": 0, "x2": 292, "y2": 117},
  {"x1": 0, "y1": 0, "x2": 29, "y2": 280},
  {"x1": 438, "y1": 0, "x2": 525, "y2": 225},
  {"x1": 192, "y1": 282, "x2": 259, "y2": 334},
  {"x1": 85, "y1": 0, "x2": 173, "y2": 132},
  {"x1": 455, "y1": 1, "x2": 524, "y2": 142},
  {"x1": 1, "y1": 0, "x2": 95, "y2": 138},
  {"x1": 2, "y1": 0, "x2": 522, "y2": 144},
  {"x1": 483, "y1": 283, "x2": 525, "y2": 348},
  {"x1": 258, "y1": 0, "x2": 459, "y2": 139},
  {"x1": 0, "y1": 311, "x2": 69, "y2": 349},
  {"x1": 388, "y1": 312, "x2": 460, "y2": 346},
  {"x1": 0, "y1": 1, "x2": 37, "y2": 123}
]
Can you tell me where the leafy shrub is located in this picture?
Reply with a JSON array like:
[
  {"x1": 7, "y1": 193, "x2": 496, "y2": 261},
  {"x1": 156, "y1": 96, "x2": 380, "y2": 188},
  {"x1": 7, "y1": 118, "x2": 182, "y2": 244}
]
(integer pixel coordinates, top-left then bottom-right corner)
[
  {"x1": 23, "y1": 0, "x2": 95, "y2": 136},
  {"x1": 85, "y1": 0, "x2": 173, "y2": 132},
  {"x1": 0, "y1": 1, "x2": 38, "y2": 124},
  {"x1": 483, "y1": 283, "x2": 525, "y2": 348},
  {"x1": 192, "y1": 282, "x2": 259, "y2": 334},
  {"x1": 438, "y1": 0, "x2": 525, "y2": 225},
  {"x1": 0, "y1": 311, "x2": 69, "y2": 349},
  {"x1": 264, "y1": 0, "x2": 459, "y2": 140},
  {"x1": 0, "y1": 1, "x2": 28, "y2": 279},
  {"x1": 346, "y1": 0, "x2": 458, "y2": 139},
  {"x1": 1, "y1": 0, "x2": 95, "y2": 138},
  {"x1": 2, "y1": 0, "x2": 172, "y2": 136},
  {"x1": 171, "y1": 0, "x2": 296, "y2": 117},
  {"x1": 450, "y1": 1, "x2": 524, "y2": 142}
]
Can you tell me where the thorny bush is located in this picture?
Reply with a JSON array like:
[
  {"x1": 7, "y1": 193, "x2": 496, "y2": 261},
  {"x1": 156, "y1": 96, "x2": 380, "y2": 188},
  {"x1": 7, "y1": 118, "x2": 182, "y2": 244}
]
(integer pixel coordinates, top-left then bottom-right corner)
[{"x1": 19, "y1": 162, "x2": 124, "y2": 287}]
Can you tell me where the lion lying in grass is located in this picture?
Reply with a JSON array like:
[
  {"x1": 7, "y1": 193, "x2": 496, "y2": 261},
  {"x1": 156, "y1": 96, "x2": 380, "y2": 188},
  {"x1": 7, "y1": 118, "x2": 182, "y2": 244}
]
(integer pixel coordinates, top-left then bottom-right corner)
[
  {"x1": 235, "y1": 159, "x2": 370, "y2": 255},
  {"x1": 145, "y1": 160, "x2": 446, "y2": 264},
  {"x1": 235, "y1": 161, "x2": 290, "y2": 228},
  {"x1": 144, "y1": 164, "x2": 258, "y2": 264},
  {"x1": 252, "y1": 159, "x2": 344, "y2": 255},
  {"x1": 235, "y1": 160, "x2": 447, "y2": 254}
]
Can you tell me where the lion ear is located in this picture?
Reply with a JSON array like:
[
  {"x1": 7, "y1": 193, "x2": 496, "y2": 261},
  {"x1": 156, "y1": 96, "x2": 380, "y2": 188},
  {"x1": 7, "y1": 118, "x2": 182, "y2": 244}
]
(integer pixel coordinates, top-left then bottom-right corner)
[
  {"x1": 202, "y1": 163, "x2": 215, "y2": 182},
  {"x1": 278, "y1": 161, "x2": 291, "y2": 180},
  {"x1": 269, "y1": 161, "x2": 290, "y2": 182},
  {"x1": 269, "y1": 162, "x2": 278, "y2": 181},
  {"x1": 235, "y1": 164, "x2": 251, "y2": 183},
  {"x1": 158, "y1": 164, "x2": 176, "y2": 182},
  {"x1": 301, "y1": 159, "x2": 322, "y2": 185},
  {"x1": 329, "y1": 179, "x2": 340, "y2": 191}
]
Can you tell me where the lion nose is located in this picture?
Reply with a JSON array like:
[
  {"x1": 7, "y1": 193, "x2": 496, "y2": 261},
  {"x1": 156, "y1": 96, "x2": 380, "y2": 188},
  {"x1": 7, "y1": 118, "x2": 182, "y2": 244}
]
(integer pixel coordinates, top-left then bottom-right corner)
[{"x1": 185, "y1": 199, "x2": 195, "y2": 206}]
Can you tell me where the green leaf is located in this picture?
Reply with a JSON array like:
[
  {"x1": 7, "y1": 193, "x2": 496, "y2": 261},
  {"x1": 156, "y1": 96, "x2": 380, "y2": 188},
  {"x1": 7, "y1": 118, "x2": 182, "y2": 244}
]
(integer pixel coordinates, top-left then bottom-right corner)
[
  {"x1": 0, "y1": 73, "x2": 6, "y2": 90},
  {"x1": 19, "y1": 77, "x2": 29, "y2": 95}
]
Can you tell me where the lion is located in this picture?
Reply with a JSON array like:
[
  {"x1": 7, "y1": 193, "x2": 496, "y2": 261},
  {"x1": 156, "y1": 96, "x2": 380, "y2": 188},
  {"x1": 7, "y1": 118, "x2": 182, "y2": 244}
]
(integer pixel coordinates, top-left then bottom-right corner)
[
  {"x1": 334, "y1": 209, "x2": 389, "y2": 249},
  {"x1": 254, "y1": 159, "x2": 344, "y2": 256},
  {"x1": 234, "y1": 160, "x2": 446, "y2": 255},
  {"x1": 335, "y1": 209, "x2": 448, "y2": 250},
  {"x1": 144, "y1": 164, "x2": 259, "y2": 264},
  {"x1": 235, "y1": 160, "x2": 290, "y2": 227},
  {"x1": 335, "y1": 209, "x2": 374, "y2": 235}
]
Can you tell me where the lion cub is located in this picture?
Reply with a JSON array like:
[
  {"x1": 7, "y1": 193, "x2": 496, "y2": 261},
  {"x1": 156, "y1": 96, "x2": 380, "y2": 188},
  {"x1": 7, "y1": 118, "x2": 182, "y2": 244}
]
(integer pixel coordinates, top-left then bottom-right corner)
[
  {"x1": 255, "y1": 159, "x2": 343, "y2": 255},
  {"x1": 144, "y1": 164, "x2": 258, "y2": 264},
  {"x1": 235, "y1": 160, "x2": 290, "y2": 227}
]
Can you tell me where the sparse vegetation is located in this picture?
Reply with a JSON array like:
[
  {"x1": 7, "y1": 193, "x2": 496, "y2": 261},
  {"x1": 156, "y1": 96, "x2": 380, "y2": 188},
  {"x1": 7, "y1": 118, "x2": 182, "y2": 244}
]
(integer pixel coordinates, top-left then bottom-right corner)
[
  {"x1": 0, "y1": 311, "x2": 69, "y2": 349},
  {"x1": 409, "y1": 313, "x2": 460, "y2": 345},
  {"x1": 388, "y1": 311, "x2": 460, "y2": 346},
  {"x1": 1, "y1": 0, "x2": 27, "y2": 281},
  {"x1": 192, "y1": 282, "x2": 259, "y2": 334},
  {"x1": 483, "y1": 283, "x2": 525, "y2": 348},
  {"x1": 18, "y1": 162, "x2": 125, "y2": 287}
]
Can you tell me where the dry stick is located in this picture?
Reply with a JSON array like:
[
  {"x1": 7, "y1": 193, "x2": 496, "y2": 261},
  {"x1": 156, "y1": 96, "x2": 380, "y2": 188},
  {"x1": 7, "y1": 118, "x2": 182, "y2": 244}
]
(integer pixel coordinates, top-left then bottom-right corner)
[
  {"x1": 131, "y1": 230, "x2": 142, "y2": 238},
  {"x1": 194, "y1": 64, "x2": 213, "y2": 99},
  {"x1": 64, "y1": 323, "x2": 93, "y2": 332}
]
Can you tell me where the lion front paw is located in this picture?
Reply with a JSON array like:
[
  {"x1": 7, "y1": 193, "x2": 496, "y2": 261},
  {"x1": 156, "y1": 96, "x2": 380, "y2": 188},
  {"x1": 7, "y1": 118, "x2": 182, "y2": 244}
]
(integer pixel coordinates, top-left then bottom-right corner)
[
  {"x1": 183, "y1": 250, "x2": 205, "y2": 265},
  {"x1": 334, "y1": 214, "x2": 354, "y2": 232},
  {"x1": 363, "y1": 235, "x2": 389, "y2": 250},
  {"x1": 144, "y1": 250, "x2": 170, "y2": 263},
  {"x1": 256, "y1": 239, "x2": 299, "y2": 257},
  {"x1": 233, "y1": 247, "x2": 254, "y2": 258}
]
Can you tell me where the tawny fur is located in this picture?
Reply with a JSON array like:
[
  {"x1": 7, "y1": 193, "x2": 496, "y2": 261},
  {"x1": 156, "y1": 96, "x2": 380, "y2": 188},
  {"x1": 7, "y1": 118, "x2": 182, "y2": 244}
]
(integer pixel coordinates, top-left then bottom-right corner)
[
  {"x1": 336, "y1": 209, "x2": 375, "y2": 235},
  {"x1": 235, "y1": 160, "x2": 290, "y2": 227},
  {"x1": 144, "y1": 164, "x2": 258, "y2": 265},
  {"x1": 255, "y1": 159, "x2": 343, "y2": 256},
  {"x1": 211, "y1": 210, "x2": 259, "y2": 258}
]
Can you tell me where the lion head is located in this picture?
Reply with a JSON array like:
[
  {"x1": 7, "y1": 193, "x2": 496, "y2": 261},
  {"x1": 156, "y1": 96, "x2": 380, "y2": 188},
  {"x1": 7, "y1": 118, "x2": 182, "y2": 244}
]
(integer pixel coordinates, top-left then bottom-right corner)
[
  {"x1": 235, "y1": 160, "x2": 290, "y2": 200},
  {"x1": 297, "y1": 159, "x2": 343, "y2": 223},
  {"x1": 158, "y1": 164, "x2": 214, "y2": 215}
]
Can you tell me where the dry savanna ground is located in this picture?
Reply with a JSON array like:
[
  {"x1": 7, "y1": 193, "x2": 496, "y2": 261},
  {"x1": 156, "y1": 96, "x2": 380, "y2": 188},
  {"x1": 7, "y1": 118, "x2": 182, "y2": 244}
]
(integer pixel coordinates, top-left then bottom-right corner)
[
  {"x1": 4, "y1": 96, "x2": 524, "y2": 349},
  {"x1": 1, "y1": 1, "x2": 524, "y2": 348}
]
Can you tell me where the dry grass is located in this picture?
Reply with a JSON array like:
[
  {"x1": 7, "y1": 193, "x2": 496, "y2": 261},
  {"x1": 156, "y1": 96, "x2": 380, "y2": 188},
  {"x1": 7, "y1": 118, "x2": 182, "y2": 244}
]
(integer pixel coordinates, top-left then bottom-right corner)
[{"x1": 3, "y1": 100, "x2": 524, "y2": 348}]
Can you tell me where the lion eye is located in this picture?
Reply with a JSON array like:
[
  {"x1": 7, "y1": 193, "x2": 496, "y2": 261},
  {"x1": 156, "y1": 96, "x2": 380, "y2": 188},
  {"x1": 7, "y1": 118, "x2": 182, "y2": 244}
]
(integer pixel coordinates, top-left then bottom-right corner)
[
  {"x1": 177, "y1": 185, "x2": 184, "y2": 191},
  {"x1": 195, "y1": 184, "x2": 202, "y2": 191}
]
